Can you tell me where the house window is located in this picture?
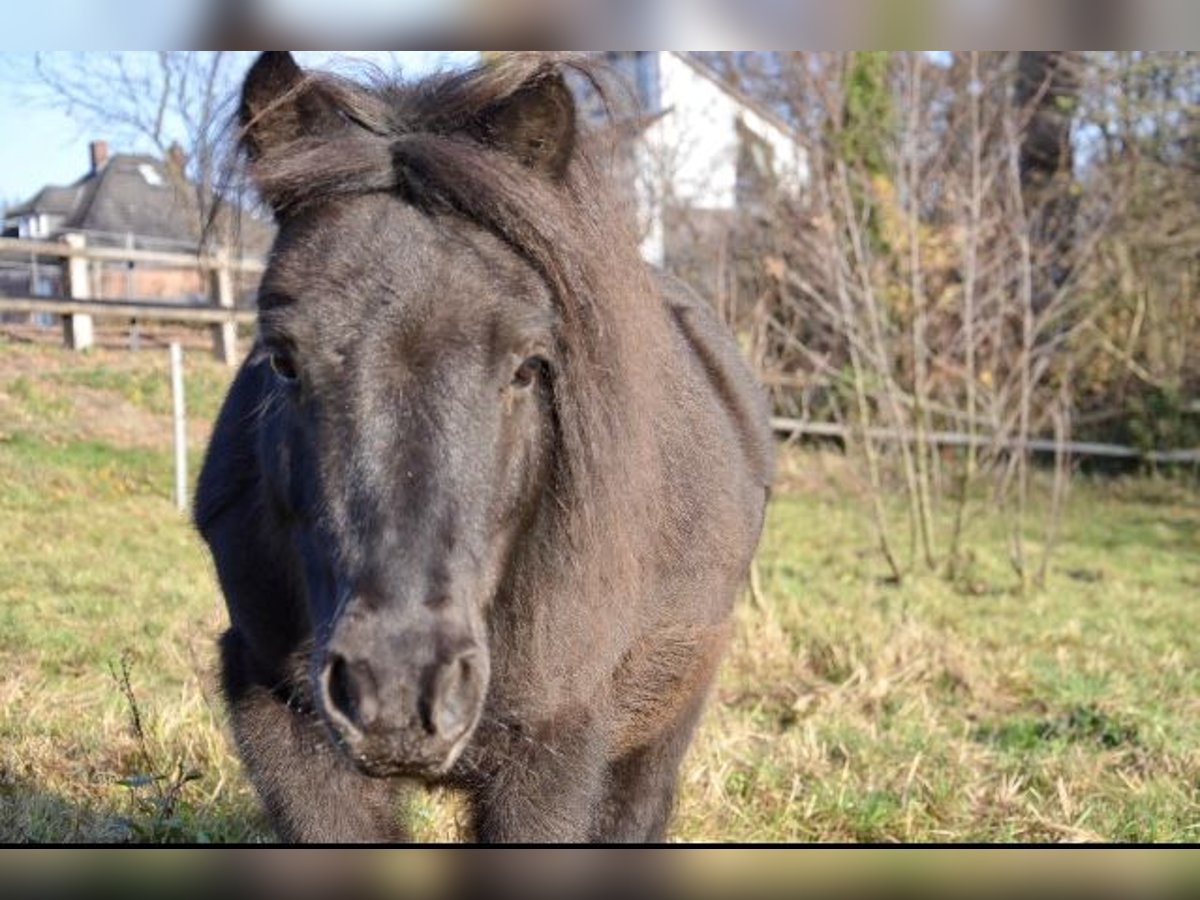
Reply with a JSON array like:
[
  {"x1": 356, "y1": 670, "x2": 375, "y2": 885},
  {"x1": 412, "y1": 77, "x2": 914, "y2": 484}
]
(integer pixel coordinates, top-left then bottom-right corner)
[
  {"x1": 735, "y1": 117, "x2": 777, "y2": 210},
  {"x1": 137, "y1": 164, "x2": 164, "y2": 187},
  {"x1": 21, "y1": 215, "x2": 45, "y2": 239}
]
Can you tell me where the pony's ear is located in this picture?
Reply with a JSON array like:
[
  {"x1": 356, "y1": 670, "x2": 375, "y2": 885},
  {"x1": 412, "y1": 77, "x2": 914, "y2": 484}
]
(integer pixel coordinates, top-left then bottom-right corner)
[
  {"x1": 239, "y1": 51, "x2": 340, "y2": 160},
  {"x1": 467, "y1": 68, "x2": 577, "y2": 180}
]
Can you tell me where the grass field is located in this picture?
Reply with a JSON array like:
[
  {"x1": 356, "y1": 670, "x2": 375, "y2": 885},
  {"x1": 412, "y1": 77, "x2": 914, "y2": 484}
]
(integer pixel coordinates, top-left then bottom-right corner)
[{"x1": 1, "y1": 333, "x2": 1197, "y2": 843}]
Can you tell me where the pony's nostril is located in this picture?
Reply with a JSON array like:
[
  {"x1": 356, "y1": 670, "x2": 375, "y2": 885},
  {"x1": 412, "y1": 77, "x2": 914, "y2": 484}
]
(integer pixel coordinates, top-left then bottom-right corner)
[
  {"x1": 323, "y1": 653, "x2": 380, "y2": 732},
  {"x1": 424, "y1": 651, "x2": 481, "y2": 741}
]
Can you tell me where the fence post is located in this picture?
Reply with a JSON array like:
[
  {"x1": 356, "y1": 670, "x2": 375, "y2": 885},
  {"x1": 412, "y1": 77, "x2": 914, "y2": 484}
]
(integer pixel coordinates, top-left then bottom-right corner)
[
  {"x1": 170, "y1": 341, "x2": 188, "y2": 513},
  {"x1": 62, "y1": 233, "x2": 94, "y2": 351},
  {"x1": 209, "y1": 249, "x2": 237, "y2": 366}
]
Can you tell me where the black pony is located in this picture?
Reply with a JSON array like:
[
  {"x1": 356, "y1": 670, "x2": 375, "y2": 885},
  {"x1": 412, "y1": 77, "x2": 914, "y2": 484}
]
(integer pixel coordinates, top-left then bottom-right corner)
[{"x1": 195, "y1": 51, "x2": 773, "y2": 842}]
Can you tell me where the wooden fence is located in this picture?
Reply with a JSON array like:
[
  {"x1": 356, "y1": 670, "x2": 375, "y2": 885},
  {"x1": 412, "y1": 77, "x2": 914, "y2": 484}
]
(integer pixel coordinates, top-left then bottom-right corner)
[
  {"x1": 771, "y1": 417, "x2": 1200, "y2": 465},
  {"x1": 0, "y1": 235, "x2": 263, "y2": 365},
  {"x1": 1, "y1": 234, "x2": 1193, "y2": 464}
]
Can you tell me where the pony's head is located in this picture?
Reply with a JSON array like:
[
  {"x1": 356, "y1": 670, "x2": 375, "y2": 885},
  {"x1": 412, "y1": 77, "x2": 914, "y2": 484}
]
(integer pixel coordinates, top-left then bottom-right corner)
[{"x1": 238, "y1": 52, "x2": 644, "y2": 777}]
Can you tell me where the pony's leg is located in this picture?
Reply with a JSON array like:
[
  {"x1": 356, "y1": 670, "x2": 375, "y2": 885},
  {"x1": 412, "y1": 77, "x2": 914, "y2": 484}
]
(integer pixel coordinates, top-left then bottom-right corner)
[
  {"x1": 591, "y1": 693, "x2": 710, "y2": 842},
  {"x1": 465, "y1": 713, "x2": 607, "y2": 843},
  {"x1": 221, "y1": 630, "x2": 410, "y2": 843}
]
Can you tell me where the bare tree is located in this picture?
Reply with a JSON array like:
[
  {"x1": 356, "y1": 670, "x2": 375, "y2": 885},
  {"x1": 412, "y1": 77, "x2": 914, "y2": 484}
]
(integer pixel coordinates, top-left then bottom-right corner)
[
  {"x1": 20, "y1": 52, "x2": 248, "y2": 236},
  {"x1": 1073, "y1": 52, "x2": 1200, "y2": 455},
  {"x1": 676, "y1": 51, "x2": 1135, "y2": 589}
]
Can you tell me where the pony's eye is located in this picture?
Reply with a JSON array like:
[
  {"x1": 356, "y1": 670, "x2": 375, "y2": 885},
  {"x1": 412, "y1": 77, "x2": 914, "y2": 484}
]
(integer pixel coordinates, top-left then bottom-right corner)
[
  {"x1": 512, "y1": 355, "x2": 547, "y2": 389},
  {"x1": 269, "y1": 349, "x2": 298, "y2": 383}
]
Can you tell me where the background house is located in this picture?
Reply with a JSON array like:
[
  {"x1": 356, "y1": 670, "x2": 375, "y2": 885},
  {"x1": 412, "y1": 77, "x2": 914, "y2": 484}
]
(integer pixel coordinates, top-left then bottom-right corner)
[
  {"x1": 2, "y1": 140, "x2": 272, "y2": 306},
  {"x1": 598, "y1": 53, "x2": 807, "y2": 259},
  {"x1": 579, "y1": 52, "x2": 807, "y2": 313}
]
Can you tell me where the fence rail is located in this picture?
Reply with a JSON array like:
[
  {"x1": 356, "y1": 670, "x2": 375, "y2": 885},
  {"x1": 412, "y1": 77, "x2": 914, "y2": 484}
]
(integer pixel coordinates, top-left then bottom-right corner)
[
  {"x1": 0, "y1": 295, "x2": 255, "y2": 326},
  {"x1": 0, "y1": 234, "x2": 263, "y2": 363},
  {"x1": 771, "y1": 417, "x2": 1200, "y2": 465},
  {"x1": 0, "y1": 236, "x2": 266, "y2": 273}
]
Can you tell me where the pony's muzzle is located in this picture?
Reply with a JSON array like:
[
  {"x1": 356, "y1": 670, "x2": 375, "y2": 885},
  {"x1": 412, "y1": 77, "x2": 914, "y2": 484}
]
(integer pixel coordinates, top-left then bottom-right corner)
[{"x1": 318, "y1": 632, "x2": 486, "y2": 776}]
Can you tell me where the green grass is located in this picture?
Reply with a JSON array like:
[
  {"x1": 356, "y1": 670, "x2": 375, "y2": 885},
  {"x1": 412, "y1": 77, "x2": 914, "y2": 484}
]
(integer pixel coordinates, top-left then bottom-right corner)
[
  {"x1": 46, "y1": 361, "x2": 233, "y2": 422},
  {"x1": 0, "y1": 340, "x2": 266, "y2": 842},
  {"x1": 1, "y1": 337, "x2": 1198, "y2": 843},
  {"x1": 674, "y1": 455, "x2": 1200, "y2": 843}
]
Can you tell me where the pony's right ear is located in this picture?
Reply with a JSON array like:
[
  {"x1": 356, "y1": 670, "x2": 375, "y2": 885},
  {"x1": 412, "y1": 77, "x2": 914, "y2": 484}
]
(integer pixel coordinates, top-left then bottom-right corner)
[
  {"x1": 239, "y1": 51, "x2": 339, "y2": 160},
  {"x1": 467, "y1": 66, "x2": 577, "y2": 180}
]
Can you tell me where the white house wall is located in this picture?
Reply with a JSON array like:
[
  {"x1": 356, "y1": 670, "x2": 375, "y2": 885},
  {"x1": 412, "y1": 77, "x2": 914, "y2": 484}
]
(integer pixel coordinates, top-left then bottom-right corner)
[
  {"x1": 633, "y1": 53, "x2": 808, "y2": 264},
  {"x1": 644, "y1": 53, "x2": 808, "y2": 211}
]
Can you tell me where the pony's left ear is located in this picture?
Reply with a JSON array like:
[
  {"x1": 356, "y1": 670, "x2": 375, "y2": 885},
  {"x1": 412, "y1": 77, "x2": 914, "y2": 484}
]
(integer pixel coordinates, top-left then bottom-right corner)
[
  {"x1": 239, "y1": 51, "x2": 342, "y2": 161},
  {"x1": 467, "y1": 65, "x2": 577, "y2": 180}
]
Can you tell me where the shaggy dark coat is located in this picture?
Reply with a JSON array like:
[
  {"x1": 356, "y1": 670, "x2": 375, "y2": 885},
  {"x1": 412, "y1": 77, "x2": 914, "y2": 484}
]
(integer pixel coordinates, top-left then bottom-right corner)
[{"x1": 195, "y1": 51, "x2": 773, "y2": 843}]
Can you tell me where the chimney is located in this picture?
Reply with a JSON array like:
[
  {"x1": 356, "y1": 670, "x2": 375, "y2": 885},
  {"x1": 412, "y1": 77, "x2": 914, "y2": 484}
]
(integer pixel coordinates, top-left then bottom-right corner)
[
  {"x1": 89, "y1": 140, "x2": 109, "y2": 175},
  {"x1": 167, "y1": 142, "x2": 187, "y2": 176}
]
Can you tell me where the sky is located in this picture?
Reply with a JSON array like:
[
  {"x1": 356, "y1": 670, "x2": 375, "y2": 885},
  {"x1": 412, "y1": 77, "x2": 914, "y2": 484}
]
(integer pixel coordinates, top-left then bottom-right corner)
[{"x1": 0, "y1": 51, "x2": 478, "y2": 209}]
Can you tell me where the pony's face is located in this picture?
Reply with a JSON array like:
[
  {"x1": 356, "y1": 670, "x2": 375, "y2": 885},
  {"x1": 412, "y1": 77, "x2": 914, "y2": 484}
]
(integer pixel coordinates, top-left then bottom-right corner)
[
  {"x1": 257, "y1": 198, "x2": 559, "y2": 776},
  {"x1": 241, "y1": 52, "x2": 576, "y2": 777}
]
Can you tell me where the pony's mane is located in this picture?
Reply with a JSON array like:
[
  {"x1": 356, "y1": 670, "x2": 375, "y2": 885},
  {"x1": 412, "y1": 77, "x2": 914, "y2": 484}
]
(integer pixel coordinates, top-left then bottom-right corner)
[{"x1": 236, "y1": 54, "x2": 660, "y2": 593}]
